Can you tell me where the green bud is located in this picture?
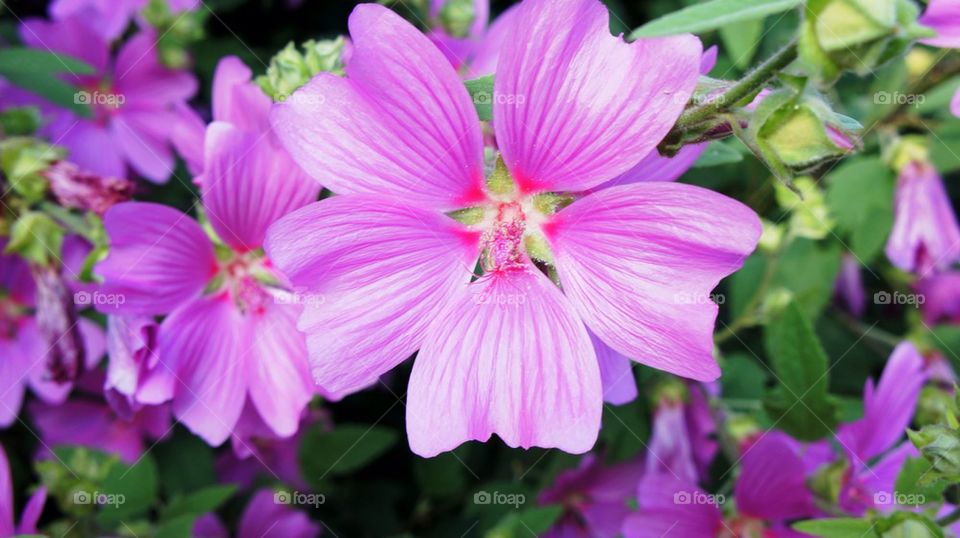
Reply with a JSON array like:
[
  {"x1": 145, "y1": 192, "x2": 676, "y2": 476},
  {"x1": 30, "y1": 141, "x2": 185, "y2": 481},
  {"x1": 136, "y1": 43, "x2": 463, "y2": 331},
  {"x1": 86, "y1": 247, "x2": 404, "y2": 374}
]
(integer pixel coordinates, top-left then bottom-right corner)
[
  {"x1": 774, "y1": 176, "x2": 834, "y2": 239},
  {"x1": 885, "y1": 135, "x2": 929, "y2": 173},
  {"x1": 876, "y1": 513, "x2": 943, "y2": 538},
  {"x1": 751, "y1": 88, "x2": 859, "y2": 176},
  {"x1": 438, "y1": 0, "x2": 476, "y2": 38},
  {"x1": 726, "y1": 414, "x2": 761, "y2": 447},
  {"x1": 916, "y1": 386, "x2": 958, "y2": 427},
  {"x1": 651, "y1": 378, "x2": 688, "y2": 406},
  {"x1": 5, "y1": 211, "x2": 65, "y2": 266},
  {"x1": 256, "y1": 37, "x2": 348, "y2": 102},
  {"x1": 0, "y1": 106, "x2": 41, "y2": 136},
  {"x1": 757, "y1": 219, "x2": 785, "y2": 254},
  {"x1": 810, "y1": 459, "x2": 850, "y2": 504},
  {"x1": 801, "y1": 0, "x2": 932, "y2": 82},
  {"x1": 0, "y1": 137, "x2": 65, "y2": 203},
  {"x1": 909, "y1": 425, "x2": 960, "y2": 480}
]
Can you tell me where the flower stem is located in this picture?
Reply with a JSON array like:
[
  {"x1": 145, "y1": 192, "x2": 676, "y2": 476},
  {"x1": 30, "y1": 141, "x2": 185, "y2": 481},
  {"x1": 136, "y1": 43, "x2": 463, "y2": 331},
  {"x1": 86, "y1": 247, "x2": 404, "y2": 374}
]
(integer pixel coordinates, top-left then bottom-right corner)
[
  {"x1": 938, "y1": 506, "x2": 960, "y2": 526},
  {"x1": 677, "y1": 39, "x2": 799, "y2": 130}
]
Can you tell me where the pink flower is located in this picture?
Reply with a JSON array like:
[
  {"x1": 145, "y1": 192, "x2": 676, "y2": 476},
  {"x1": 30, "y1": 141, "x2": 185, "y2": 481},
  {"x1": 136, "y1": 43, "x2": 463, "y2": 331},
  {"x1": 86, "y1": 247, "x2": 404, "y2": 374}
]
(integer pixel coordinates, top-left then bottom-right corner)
[
  {"x1": 103, "y1": 315, "x2": 160, "y2": 417},
  {"x1": 886, "y1": 161, "x2": 960, "y2": 274},
  {"x1": 192, "y1": 489, "x2": 321, "y2": 538},
  {"x1": 266, "y1": 0, "x2": 760, "y2": 456},
  {"x1": 624, "y1": 435, "x2": 815, "y2": 537},
  {"x1": 0, "y1": 244, "x2": 104, "y2": 428},
  {"x1": 835, "y1": 253, "x2": 866, "y2": 316},
  {"x1": 538, "y1": 453, "x2": 644, "y2": 538},
  {"x1": 18, "y1": 17, "x2": 197, "y2": 183},
  {"x1": 919, "y1": 0, "x2": 960, "y2": 117},
  {"x1": 30, "y1": 371, "x2": 170, "y2": 464},
  {"x1": 95, "y1": 112, "x2": 321, "y2": 445},
  {"x1": 645, "y1": 383, "x2": 717, "y2": 484},
  {"x1": 0, "y1": 444, "x2": 46, "y2": 538},
  {"x1": 49, "y1": 0, "x2": 200, "y2": 41}
]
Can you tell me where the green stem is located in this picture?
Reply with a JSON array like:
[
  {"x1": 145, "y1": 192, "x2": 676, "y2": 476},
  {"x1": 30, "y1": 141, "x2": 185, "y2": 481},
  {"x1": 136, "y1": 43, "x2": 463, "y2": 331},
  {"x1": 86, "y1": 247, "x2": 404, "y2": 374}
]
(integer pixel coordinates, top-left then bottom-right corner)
[{"x1": 678, "y1": 39, "x2": 798, "y2": 130}]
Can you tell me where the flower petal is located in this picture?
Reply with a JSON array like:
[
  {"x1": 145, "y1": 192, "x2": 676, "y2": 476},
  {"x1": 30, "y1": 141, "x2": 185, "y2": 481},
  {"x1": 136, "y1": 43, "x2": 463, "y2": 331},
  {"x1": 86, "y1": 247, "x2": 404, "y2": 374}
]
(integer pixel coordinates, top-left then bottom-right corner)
[
  {"x1": 110, "y1": 110, "x2": 177, "y2": 183},
  {"x1": 407, "y1": 268, "x2": 601, "y2": 456},
  {"x1": 623, "y1": 474, "x2": 721, "y2": 538},
  {"x1": 837, "y1": 342, "x2": 926, "y2": 461},
  {"x1": 919, "y1": 0, "x2": 960, "y2": 48},
  {"x1": 265, "y1": 195, "x2": 480, "y2": 397},
  {"x1": 467, "y1": 4, "x2": 521, "y2": 77},
  {"x1": 546, "y1": 183, "x2": 761, "y2": 381},
  {"x1": 592, "y1": 331, "x2": 638, "y2": 405},
  {"x1": 246, "y1": 301, "x2": 314, "y2": 438},
  {"x1": 97, "y1": 202, "x2": 216, "y2": 316},
  {"x1": 270, "y1": 4, "x2": 485, "y2": 209},
  {"x1": 161, "y1": 294, "x2": 248, "y2": 446},
  {"x1": 211, "y1": 56, "x2": 271, "y2": 132},
  {"x1": 18, "y1": 16, "x2": 108, "y2": 74},
  {"x1": 494, "y1": 0, "x2": 701, "y2": 193},
  {"x1": 0, "y1": 444, "x2": 15, "y2": 537},
  {"x1": 735, "y1": 434, "x2": 815, "y2": 520},
  {"x1": 56, "y1": 121, "x2": 127, "y2": 181},
  {"x1": 602, "y1": 143, "x2": 708, "y2": 187},
  {"x1": 115, "y1": 31, "x2": 198, "y2": 105},
  {"x1": 201, "y1": 122, "x2": 320, "y2": 252}
]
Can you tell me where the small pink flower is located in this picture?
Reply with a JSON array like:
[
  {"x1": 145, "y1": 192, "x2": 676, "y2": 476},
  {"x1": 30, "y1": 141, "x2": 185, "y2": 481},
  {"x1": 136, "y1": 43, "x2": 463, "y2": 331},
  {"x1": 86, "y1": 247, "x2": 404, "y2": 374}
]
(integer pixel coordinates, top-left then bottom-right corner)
[
  {"x1": 919, "y1": 0, "x2": 960, "y2": 117},
  {"x1": 0, "y1": 443, "x2": 46, "y2": 538},
  {"x1": 885, "y1": 161, "x2": 960, "y2": 274},
  {"x1": 266, "y1": 0, "x2": 760, "y2": 456}
]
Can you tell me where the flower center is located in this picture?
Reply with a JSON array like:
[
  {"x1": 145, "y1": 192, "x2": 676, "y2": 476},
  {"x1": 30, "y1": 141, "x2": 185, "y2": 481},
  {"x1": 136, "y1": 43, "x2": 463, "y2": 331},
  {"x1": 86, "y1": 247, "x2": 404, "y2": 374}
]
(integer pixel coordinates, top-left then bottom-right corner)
[
  {"x1": 480, "y1": 202, "x2": 527, "y2": 273},
  {"x1": 211, "y1": 251, "x2": 279, "y2": 317}
]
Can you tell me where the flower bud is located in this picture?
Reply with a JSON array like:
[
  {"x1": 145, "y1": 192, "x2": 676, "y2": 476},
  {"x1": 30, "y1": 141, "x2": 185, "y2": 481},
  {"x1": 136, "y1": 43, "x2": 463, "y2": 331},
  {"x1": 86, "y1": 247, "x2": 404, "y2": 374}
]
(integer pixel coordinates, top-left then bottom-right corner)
[
  {"x1": 774, "y1": 176, "x2": 834, "y2": 239},
  {"x1": 909, "y1": 425, "x2": 960, "y2": 479},
  {"x1": 438, "y1": 0, "x2": 477, "y2": 38},
  {"x1": 256, "y1": 37, "x2": 349, "y2": 102},
  {"x1": 750, "y1": 88, "x2": 860, "y2": 175},
  {"x1": 801, "y1": 0, "x2": 933, "y2": 82},
  {"x1": 0, "y1": 106, "x2": 41, "y2": 136},
  {"x1": 916, "y1": 385, "x2": 959, "y2": 427},
  {"x1": 809, "y1": 459, "x2": 850, "y2": 505},
  {"x1": 32, "y1": 263, "x2": 85, "y2": 384},
  {"x1": 45, "y1": 161, "x2": 134, "y2": 216},
  {"x1": 0, "y1": 137, "x2": 65, "y2": 204},
  {"x1": 5, "y1": 211, "x2": 64, "y2": 267}
]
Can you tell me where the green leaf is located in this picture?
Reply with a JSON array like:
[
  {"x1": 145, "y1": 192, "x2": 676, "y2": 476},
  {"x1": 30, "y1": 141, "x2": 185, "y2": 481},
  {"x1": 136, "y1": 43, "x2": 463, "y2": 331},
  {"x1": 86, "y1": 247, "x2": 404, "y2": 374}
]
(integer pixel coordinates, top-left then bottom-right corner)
[
  {"x1": 162, "y1": 484, "x2": 236, "y2": 521},
  {"x1": 155, "y1": 430, "x2": 217, "y2": 496},
  {"x1": 770, "y1": 238, "x2": 842, "y2": 320},
  {"x1": 793, "y1": 518, "x2": 875, "y2": 537},
  {"x1": 0, "y1": 48, "x2": 94, "y2": 116},
  {"x1": 414, "y1": 451, "x2": 469, "y2": 499},
  {"x1": 630, "y1": 0, "x2": 801, "y2": 38},
  {"x1": 825, "y1": 157, "x2": 895, "y2": 263},
  {"x1": 154, "y1": 515, "x2": 197, "y2": 538},
  {"x1": 95, "y1": 454, "x2": 159, "y2": 526},
  {"x1": 895, "y1": 457, "x2": 945, "y2": 504},
  {"x1": 299, "y1": 424, "x2": 398, "y2": 481},
  {"x1": 0, "y1": 48, "x2": 94, "y2": 75},
  {"x1": 929, "y1": 121, "x2": 960, "y2": 174},
  {"x1": 719, "y1": 18, "x2": 764, "y2": 69},
  {"x1": 721, "y1": 353, "x2": 769, "y2": 400},
  {"x1": 763, "y1": 298, "x2": 839, "y2": 441},
  {"x1": 693, "y1": 141, "x2": 744, "y2": 168},
  {"x1": 487, "y1": 506, "x2": 564, "y2": 537},
  {"x1": 464, "y1": 75, "x2": 494, "y2": 121}
]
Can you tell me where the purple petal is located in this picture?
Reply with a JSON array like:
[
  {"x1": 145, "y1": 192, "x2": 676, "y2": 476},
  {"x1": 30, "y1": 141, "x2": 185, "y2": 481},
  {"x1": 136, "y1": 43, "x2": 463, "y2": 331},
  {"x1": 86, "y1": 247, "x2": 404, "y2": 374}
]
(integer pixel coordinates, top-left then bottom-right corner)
[
  {"x1": 0, "y1": 336, "x2": 29, "y2": 428},
  {"x1": 16, "y1": 486, "x2": 46, "y2": 535},
  {"x1": 0, "y1": 445, "x2": 15, "y2": 537},
  {"x1": 546, "y1": 183, "x2": 761, "y2": 381},
  {"x1": 201, "y1": 122, "x2": 320, "y2": 252},
  {"x1": 246, "y1": 301, "x2": 314, "y2": 438},
  {"x1": 56, "y1": 121, "x2": 127, "y2": 181},
  {"x1": 838, "y1": 342, "x2": 926, "y2": 461},
  {"x1": 591, "y1": 331, "x2": 638, "y2": 405},
  {"x1": 211, "y1": 56, "x2": 271, "y2": 132},
  {"x1": 886, "y1": 162, "x2": 960, "y2": 274},
  {"x1": 110, "y1": 110, "x2": 177, "y2": 183},
  {"x1": 602, "y1": 143, "x2": 709, "y2": 187},
  {"x1": 735, "y1": 434, "x2": 815, "y2": 520},
  {"x1": 160, "y1": 294, "x2": 248, "y2": 446},
  {"x1": 96, "y1": 202, "x2": 216, "y2": 316},
  {"x1": 271, "y1": 4, "x2": 485, "y2": 209},
  {"x1": 238, "y1": 489, "x2": 321, "y2": 538},
  {"x1": 919, "y1": 0, "x2": 960, "y2": 48},
  {"x1": 264, "y1": 195, "x2": 480, "y2": 397},
  {"x1": 917, "y1": 271, "x2": 960, "y2": 323},
  {"x1": 19, "y1": 16, "x2": 108, "y2": 74},
  {"x1": 49, "y1": 0, "x2": 138, "y2": 41},
  {"x1": 170, "y1": 103, "x2": 206, "y2": 176},
  {"x1": 30, "y1": 400, "x2": 145, "y2": 463},
  {"x1": 624, "y1": 474, "x2": 721, "y2": 538},
  {"x1": 835, "y1": 254, "x2": 866, "y2": 316},
  {"x1": 114, "y1": 31, "x2": 198, "y2": 105},
  {"x1": 494, "y1": 0, "x2": 701, "y2": 193},
  {"x1": 466, "y1": 4, "x2": 520, "y2": 77},
  {"x1": 407, "y1": 268, "x2": 601, "y2": 457},
  {"x1": 646, "y1": 402, "x2": 698, "y2": 484},
  {"x1": 952, "y1": 88, "x2": 960, "y2": 118}
]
